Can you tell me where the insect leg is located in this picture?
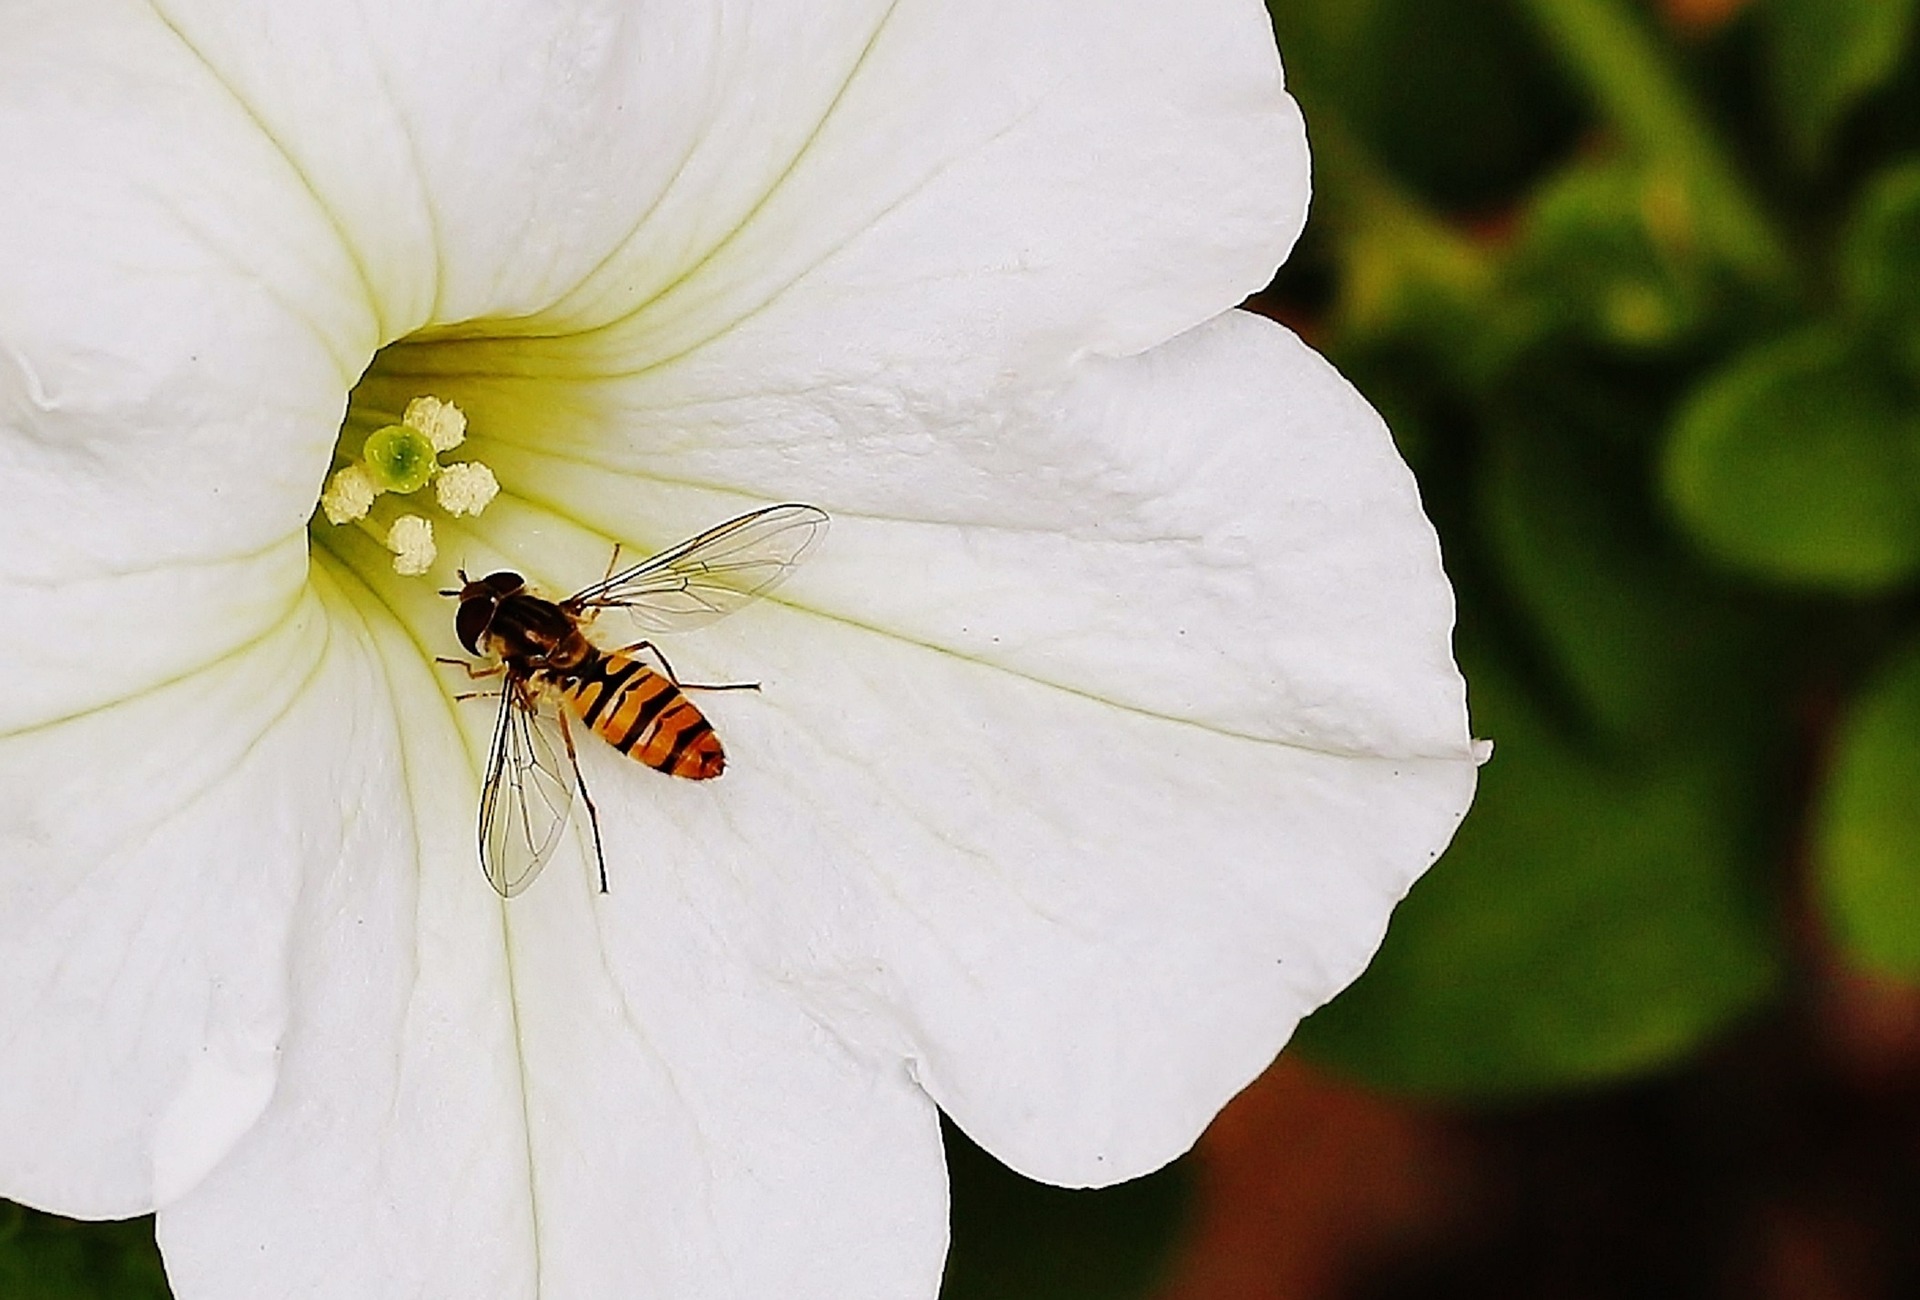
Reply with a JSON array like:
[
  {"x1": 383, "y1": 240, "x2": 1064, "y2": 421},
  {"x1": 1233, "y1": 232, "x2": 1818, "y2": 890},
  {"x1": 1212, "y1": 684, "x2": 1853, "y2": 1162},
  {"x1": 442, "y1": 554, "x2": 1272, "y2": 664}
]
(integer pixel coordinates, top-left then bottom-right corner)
[
  {"x1": 565, "y1": 546, "x2": 627, "y2": 625},
  {"x1": 437, "y1": 656, "x2": 506, "y2": 681},
  {"x1": 611, "y1": 639, "x2": 760, "y2": 692},
  {"x1": 453, "y1": 689, "x2": 505, "y2": 703},
  {"x1": 598, "y1": 542, "x2": 624, "y2": 586},
  {"x1": 555, "y1": 709, "x2": 609, "y2": 894}
]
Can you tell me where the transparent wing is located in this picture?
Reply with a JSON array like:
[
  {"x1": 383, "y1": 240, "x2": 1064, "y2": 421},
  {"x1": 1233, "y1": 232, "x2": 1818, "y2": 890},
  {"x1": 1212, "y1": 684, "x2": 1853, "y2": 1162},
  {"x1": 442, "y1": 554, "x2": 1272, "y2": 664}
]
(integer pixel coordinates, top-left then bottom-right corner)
[
  {"x1": 477, "y1": 676, "x2": 577, "y2": 898},
  {"x1": 565, "y1": 503, "x2": 828, "y2": 633}
]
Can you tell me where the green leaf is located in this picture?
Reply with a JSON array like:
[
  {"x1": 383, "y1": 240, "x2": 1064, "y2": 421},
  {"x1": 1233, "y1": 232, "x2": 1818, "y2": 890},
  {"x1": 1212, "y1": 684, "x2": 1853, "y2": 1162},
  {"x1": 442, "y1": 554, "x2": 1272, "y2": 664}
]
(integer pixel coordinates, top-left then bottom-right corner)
[
  {"x1": 1763, "y1": 0, "x2": 1919, "y2": 161},
  {"x1": 1268, "y1": 0, "x2": 1582, "y2": 211},
  {"x1": 1839, "y1": 159, "x2": 1920, "y2": 371},
  {"x1": 1511, "y1": 154, "x2": 1718, "y2": 349},
  {"x1": 941, "y1": 1122, "x2": 1188, "y2": 1300},
  {"x1": 1291, "y1": 653, "x2": 1782, "y2": 1098},
  {"x1": 1663, "y1": 327, "x2": 1920, "y2": 591},
  {"x1": 1484, "y1": 379, "x2": 1782, "y2": 744},
  {"x1": 1517, "y1": 0, "x2": 1791, "y2": 288},
  {"x1": 0, "y1": 1204, "x2": 169, "y2": 1300},
  {"x1": 1817, "y1": 639, "x2": 1920, "y2": 978}
]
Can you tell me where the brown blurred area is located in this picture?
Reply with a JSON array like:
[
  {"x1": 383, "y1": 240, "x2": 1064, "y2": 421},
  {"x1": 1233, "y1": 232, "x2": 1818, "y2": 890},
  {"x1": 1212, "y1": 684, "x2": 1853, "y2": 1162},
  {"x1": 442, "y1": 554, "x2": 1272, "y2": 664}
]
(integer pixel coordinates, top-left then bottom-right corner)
[
  {"x1": 1154, "y1": 966, "x2": 1920, "y2": 1300},
  {"x1": 1656, "y1": 0, "x2": 1753, "y2": 37}
]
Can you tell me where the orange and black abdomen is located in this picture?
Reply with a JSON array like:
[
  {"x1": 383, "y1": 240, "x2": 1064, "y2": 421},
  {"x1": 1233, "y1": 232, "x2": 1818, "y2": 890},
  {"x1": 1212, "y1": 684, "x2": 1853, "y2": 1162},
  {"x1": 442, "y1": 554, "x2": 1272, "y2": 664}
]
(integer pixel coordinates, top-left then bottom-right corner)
[{"x1": 550, "y1": 652, "x2": 725, "y2": 780}]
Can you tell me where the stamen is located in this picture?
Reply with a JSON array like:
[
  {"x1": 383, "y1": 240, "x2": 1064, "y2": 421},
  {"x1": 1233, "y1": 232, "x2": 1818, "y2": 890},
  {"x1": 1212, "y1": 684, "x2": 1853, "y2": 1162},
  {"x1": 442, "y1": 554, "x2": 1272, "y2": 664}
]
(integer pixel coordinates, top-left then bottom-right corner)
[
  {"x1": 317, "y1": 395, "x2": 491, "y2": 577},
  {"x1": 404, "y1": 395, "x2": 468, "y2": 452},
  {"x1": 386, "y1": 514, "x2": 437, "y2": 576},
  {"x1": 320, "y1": 463, "x2": 378, "y2": 524},
  {"x1": 434, "y1": 461, "x2": 500, "y2": 517}
]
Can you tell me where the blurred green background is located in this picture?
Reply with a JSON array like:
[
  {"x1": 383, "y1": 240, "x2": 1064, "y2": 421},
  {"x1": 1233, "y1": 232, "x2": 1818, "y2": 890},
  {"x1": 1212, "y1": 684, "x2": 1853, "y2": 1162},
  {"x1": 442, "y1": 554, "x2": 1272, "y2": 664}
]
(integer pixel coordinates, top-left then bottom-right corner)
[{"x1": 8, "y1": 0, "x2": 1920, "y2": 1294}]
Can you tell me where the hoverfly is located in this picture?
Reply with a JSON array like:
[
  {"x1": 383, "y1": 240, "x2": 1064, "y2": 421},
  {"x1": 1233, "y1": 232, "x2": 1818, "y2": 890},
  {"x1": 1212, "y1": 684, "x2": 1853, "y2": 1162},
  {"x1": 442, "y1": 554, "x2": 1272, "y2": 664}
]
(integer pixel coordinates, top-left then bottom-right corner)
[{"x1": 441, "y1": 503, "x2": 828, "y2": 897}]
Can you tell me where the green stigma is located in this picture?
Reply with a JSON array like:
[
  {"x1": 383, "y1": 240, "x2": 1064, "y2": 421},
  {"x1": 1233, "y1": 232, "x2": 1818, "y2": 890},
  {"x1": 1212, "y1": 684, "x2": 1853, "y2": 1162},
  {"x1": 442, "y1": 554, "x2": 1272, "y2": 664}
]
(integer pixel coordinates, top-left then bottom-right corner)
[{"x1": 362, "y1": 423, "x2": 438, "y2": 494}]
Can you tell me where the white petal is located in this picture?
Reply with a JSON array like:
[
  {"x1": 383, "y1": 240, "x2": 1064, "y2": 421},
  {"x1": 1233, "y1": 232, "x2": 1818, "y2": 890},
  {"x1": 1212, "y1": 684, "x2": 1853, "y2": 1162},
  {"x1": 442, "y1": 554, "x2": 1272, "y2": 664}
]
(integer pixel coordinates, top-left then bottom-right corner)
[
  {"x1": 574, "y1": 631, "x2": 1470, "y2": 1191},
  {"x1": 0, "y1": 7, "x2": 375, "y2": 728},
  {"x1": 450, "y1": 314, "x2": 1476, "y2": 1184},
  {"x1": 0, "y1": 592, "x2": 351, "y2": 1215},
  {"x1": 537, "y1": 0, "x2": 1307, "y2": 365},
  {"x1": 470, "y1": 312, "x2": 1470, "y2": 760},
  {"x1": 140, "y1": 0, "x2": 1298, "y2": 344},
  {"x1": 139, "y1": 551, "x2": 949, "y2": 1300},
  {"x1": 310, "y1": 0, "x2": 1304, "y2": 396}
]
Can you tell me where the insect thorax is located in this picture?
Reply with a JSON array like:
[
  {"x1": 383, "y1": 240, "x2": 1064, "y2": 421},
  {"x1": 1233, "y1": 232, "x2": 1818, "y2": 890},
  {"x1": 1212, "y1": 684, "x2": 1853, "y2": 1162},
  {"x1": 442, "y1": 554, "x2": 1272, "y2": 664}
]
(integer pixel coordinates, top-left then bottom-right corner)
[{"x1": 487, "y1": 593, "x2": 593, "y2": 672}]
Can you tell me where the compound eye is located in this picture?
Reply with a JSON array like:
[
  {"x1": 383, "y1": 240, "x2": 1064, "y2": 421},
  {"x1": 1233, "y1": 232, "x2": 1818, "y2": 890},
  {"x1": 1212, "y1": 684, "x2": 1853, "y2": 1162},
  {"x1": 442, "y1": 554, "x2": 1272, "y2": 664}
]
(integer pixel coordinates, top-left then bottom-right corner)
[
  {"x1": 455, "y1": 597, "x2": 493, "y2": 655},
  {"x1": 482, "y1": 571, "x2": 525, "y2": 595}
]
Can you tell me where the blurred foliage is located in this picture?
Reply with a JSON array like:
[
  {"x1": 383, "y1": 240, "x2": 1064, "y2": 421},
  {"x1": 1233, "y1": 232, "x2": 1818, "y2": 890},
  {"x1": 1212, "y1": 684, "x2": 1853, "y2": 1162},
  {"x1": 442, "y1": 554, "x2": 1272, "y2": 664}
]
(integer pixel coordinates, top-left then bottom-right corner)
[
  {"x1": 1664, "y1": 326, "x2": 1920, "y2": 588},
  {"x1": 1763, "y1": 0, "x2": 1917, "y2": 161},
  {"x1": 1273, "y1": 0, "x2": 1920, "y2": 1111},
  {"x1": 1295, "y1": 644, "x2": 1782, "y2": 1095},
  {"x1": 0, "y1": 1205, "x2": 166, "y2": 1299},
  {"x1": 1842, "y1": 160, "x2": 1920, "y2": 371},
  {"x1": 940, "y1": 1123, "x2": 1189, "y2": 1300},
  {"x1": 13, "y1": 0, "x2": 1920, "y2": 1294},
  {"x1": 1817, "y1": 638, "x2": 1920, "y2": 977}
]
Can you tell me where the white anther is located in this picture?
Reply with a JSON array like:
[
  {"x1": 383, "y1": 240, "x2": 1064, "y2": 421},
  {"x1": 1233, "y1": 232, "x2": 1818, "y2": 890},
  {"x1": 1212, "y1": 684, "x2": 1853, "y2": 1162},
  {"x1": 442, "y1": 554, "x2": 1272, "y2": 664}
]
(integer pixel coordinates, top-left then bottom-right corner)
[
  {"x1": 404, "y1": 395, "x2": 467, "y2": 452},
  {"x1": 386, "y1": 514, "x2": 437, "y2": 576},
  {"x1": 320, "y1": 463, "x2": 378, "y2": 524},
  {"x1": 434, "y1": 461, "x2": 500, "y2": 517}
]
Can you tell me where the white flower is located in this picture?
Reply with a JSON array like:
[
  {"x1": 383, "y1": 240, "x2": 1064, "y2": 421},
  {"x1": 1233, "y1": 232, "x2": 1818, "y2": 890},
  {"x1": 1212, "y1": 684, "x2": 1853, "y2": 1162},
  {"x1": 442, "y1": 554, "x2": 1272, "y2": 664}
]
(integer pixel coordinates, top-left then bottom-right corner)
[{"x1": 0, "y1": 3, "x2": 1480, "y2": 1298}]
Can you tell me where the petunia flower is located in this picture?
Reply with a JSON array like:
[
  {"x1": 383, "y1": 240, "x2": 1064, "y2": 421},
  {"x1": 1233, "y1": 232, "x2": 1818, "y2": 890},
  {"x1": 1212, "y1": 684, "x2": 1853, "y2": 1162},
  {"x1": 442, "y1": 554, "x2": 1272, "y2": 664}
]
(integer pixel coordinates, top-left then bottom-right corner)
[{"x1": 0, "y1": 2, "x2": 1480, "y2": 1297}]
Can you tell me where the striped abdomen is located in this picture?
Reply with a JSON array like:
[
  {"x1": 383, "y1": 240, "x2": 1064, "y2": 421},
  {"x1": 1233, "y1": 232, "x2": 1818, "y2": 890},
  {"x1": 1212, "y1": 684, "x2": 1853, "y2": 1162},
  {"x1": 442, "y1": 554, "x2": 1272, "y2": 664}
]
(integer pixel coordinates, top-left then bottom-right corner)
[{"x1": 547, "y1": 652, "x2": 725, "y2": 780}]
